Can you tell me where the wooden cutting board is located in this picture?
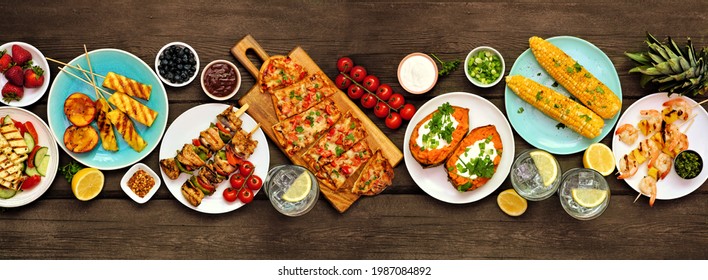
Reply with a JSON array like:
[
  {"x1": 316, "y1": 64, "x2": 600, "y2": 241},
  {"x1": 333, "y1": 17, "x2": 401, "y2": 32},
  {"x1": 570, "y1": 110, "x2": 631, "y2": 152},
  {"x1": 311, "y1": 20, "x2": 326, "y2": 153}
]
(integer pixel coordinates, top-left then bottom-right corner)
[{"x1": 231, "y1": 35, "x2": 403, "y2": 213}]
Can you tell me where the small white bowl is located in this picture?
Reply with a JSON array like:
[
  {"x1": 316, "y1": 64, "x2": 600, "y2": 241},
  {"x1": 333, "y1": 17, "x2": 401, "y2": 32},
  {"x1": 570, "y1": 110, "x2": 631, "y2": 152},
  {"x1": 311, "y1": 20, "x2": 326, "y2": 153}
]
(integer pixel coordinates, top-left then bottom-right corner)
[
  {"x1": 397, "y1": 52, "x2": 438, "y2": 94},
  {"x1": 0, "y1": 42, "x2": 50, "y2": 107},
  {"x1": 200, "y1": 59, "x2": 241, "y2": 101},
  {"x1": 121, "y1": 163, "x2": 161, "y2": 204},
  {"x1": 464, "y1": 46, "x2": 505, "y2": 88},
  {"x1": 154, "y1": 42, "x2": 199, "y2": 87}
]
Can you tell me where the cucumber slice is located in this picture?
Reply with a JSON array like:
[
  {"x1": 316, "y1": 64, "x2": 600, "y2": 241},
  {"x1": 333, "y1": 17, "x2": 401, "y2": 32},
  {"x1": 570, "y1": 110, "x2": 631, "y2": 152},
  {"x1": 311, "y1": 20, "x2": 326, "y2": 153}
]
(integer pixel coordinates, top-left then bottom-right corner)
[
  {"x1": 25, "y1": 166, "x2": 40, "y2": 177},
  {"x1": 34, "y1": 147, "x2": 48, "y2": 169},
  {"x1": 37, "y1": 155, "x2": 50, "y2": 177},
  {"x1": 0, "y1": 187, "x2": 17, "y2": 199},
  {"x1": 3, "y1": 115, "x2": 12, "y2": 125},
  {"x1": 24, "y1": 132, "x2": 35, "y2": 151}
]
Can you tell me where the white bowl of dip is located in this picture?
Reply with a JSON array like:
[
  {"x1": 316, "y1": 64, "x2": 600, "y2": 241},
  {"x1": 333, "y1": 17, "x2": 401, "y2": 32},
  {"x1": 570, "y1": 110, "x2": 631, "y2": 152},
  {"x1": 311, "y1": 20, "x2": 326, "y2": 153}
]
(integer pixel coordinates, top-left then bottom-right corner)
[{"x1": 397, "y1": 53, "x2": 438, "y2": 94}]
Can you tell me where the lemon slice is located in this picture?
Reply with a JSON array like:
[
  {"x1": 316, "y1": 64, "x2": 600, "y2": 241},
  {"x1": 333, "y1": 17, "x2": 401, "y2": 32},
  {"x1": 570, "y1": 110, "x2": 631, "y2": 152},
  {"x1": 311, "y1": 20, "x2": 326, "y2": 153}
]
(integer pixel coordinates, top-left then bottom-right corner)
[
  {"x1": 530, "y1": 150, "x2": 558, "y2": 187},
  {"x1": 281, "y1": 172, "x2": 312, "y2": 202},
  {"x1": 583, "y1": 143, "x2": 615, "y2": 176},
  {"x1": 571, "y1": 188, "x2": 608, "y2": 208},
  {"x1": 71, "y1": 168, "x2": 104, "y2": 201},
  {"x1": 497, "y1": 189, "x2": 527, "y2": 216}
]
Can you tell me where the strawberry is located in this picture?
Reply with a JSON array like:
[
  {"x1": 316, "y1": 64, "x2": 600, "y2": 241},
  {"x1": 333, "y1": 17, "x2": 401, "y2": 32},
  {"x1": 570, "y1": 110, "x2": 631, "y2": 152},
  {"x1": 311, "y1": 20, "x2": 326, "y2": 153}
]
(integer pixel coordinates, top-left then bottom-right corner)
[
  {"x1": 24, "y1": 65, "x2": 45, "y2": 88},
  {"x1": 0, "y1": 50, "x2": 12, "y2": 73},
  {"x1": 12, "y1": 45, "x2": 32, "y2": 66},
  {"x1": 2, "y1": 83, "x2": 24, "y2": 103},
  {"x1": 4, "y1": 65, "x2": 24, "y2": 86}
]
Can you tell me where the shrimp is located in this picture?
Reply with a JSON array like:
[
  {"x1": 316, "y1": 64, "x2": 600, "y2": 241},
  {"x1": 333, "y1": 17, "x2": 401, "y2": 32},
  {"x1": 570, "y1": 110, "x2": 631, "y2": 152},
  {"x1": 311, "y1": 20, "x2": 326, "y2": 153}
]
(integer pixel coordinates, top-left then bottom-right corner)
[
  {"x1": 617, "y1": 153, "x2": 639, "y2": 179},
  {"x1": 637, "y1": 138, "x2": 661, "y2": 164},
  {"x1": 649, "y1": 152, "x2": 672, "y2": 180},
  {"x1": 638, "y1": 109, "x2": 662, "y2": 136},
  {"x1": 615, "y1": 124, "x2": 639, "y2": 145},
  {"x1": 662, "y1": 98, "x2": 692, "y2": 124},
  {"x1": 663, "y1": 123, "x2": 689, "y2": 157},
  {"x1": 638, "y1": 176, "x2": 657, "y2": 207}
]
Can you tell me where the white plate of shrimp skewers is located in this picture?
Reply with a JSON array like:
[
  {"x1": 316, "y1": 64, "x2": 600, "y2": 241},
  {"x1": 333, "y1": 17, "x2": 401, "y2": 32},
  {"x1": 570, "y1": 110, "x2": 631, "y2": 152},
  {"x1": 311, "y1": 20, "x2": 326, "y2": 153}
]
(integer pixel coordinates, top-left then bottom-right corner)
[{"x1": 612, "y1": 93, "x2": 707, "y2": 206}]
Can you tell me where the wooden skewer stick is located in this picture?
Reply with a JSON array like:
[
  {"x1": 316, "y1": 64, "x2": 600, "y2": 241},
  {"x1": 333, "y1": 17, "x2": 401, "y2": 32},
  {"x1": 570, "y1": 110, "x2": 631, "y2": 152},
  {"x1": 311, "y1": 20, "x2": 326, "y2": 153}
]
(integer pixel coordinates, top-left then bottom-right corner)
[
  {"x1": 76, "y1": 65, "x2": 116, "y2": 111},
  {"x1": 692, "y1": 99, "x2": 708, "y2": 108},
  {"x1": 248, "y1": 123, "x2": 261, "y2": 135},
  {"x1": 46, "y1": 57, "x2": 106, "y2": 79},
  {"x1": 58, "y1": 67, "x2": 113, "y2": 97},
  {"x1": 83, "y1": 45, "x2": 102, "y2": 101},
  {"x1": 234, "y1": 103, "x2": 250, "y2": 118},
  {"x1": 633, "y1": 192, "x2": 642, "y2": 203}
]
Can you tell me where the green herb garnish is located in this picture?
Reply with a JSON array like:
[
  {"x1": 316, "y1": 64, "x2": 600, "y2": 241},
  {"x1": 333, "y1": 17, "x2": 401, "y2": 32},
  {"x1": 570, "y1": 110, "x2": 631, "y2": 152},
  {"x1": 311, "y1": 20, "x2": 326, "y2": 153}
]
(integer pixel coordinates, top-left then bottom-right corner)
[
  {"x1": 517, "y1": 107, "x2": 524, "y2": 114},
  {"x1": 60, "y1": 161, "x2": 83, "y2": 182},
  {"x1": 556, "y1": 123, "x2": 567, "y2": 129},
  {"x1": 430, "y1": 53, "x2": 461, "y2": 77}
]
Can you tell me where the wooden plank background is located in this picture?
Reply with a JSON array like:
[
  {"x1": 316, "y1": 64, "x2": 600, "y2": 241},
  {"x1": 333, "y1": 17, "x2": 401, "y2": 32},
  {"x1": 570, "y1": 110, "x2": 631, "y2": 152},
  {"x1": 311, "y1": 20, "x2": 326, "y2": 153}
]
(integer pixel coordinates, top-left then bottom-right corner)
[{"x1": 0, "y1": 0, "x2": 706, "y2": 259}]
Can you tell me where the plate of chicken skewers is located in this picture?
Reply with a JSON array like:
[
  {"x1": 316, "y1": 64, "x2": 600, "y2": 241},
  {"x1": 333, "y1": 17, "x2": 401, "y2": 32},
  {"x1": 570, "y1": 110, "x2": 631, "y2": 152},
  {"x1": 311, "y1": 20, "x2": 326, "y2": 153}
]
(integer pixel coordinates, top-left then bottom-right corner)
[
  {"x1": 612, "y1": 93, "x2": 707, "y2": 206},
  {"x1": 158, "y1": 103, "x2": 269, "y2": 214}
]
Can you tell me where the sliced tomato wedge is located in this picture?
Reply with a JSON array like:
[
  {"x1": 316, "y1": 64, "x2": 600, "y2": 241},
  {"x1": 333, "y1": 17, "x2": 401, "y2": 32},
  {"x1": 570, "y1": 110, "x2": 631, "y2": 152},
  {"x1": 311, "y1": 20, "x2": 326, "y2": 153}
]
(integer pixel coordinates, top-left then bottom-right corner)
[
  {"x1": 215, "y1": 122, "x2": 230, "y2": 134},
  {"x1": 192, "y1": 138, "x2": 201, "y2": 146},
  {"x1": 197, "y1": 177, "x2": 216, "y2": 193},
  {"x1": 24, "y1": 121, "x2": 38, "y2": 144},
  {"x1": 13, "y1": 120, "x2": 27, "y2": 136},
  {"x1": 27, "y1": 146, "x2": 41, "y2": 168}
]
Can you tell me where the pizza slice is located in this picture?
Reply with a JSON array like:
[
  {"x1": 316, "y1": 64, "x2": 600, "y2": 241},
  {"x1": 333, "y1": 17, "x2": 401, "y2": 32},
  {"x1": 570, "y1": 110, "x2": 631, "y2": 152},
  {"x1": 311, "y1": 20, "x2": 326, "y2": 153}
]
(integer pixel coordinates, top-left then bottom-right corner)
[
  {"x1": 352, "y1": 150, "x2": 394, "y2": 196},
  {"x1": 272, "y1": 98, "x2": 341, "y2": 156},
  {"x1": 259, "y1": 55, "x2": 308, "y2": 94},
  {"x1": 323, "y1": 140, "x2": 372, "y2": 191},
  {"x1": 271, "y1": 72, "x2": 337, "y2": 120},
  {"x1": 302, "y1": 112, "x2": 368, "y2": 181}
]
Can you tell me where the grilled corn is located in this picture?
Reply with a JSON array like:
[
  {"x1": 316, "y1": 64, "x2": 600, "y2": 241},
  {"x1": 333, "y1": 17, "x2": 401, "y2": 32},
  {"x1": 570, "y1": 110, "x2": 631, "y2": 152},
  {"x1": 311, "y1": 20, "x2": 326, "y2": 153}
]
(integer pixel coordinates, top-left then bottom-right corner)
[
  {"x1": 102, "y1": 72, "x2": 152, "y2": 100},
  {"x1": 506, "y1": 75, "x2": 604, "y2": 138},
  {"x1": 529, "y1": 36, "x2": 621, "y2": 119}
]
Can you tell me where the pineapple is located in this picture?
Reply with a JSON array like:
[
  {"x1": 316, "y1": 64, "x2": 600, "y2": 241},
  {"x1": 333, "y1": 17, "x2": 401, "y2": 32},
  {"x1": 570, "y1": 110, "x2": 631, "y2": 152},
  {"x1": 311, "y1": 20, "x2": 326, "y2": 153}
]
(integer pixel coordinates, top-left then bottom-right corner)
[{"x1": 626, "y1": 32, "x2": 707, "y2": 96}]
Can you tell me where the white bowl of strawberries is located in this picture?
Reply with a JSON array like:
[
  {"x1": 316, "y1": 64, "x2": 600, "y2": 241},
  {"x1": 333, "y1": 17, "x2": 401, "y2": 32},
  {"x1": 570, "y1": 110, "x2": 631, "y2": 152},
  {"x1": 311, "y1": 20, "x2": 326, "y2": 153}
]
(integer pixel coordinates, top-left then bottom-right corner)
[{"x1": 0, "y1": 42, "x2": 50, "y2": 107}]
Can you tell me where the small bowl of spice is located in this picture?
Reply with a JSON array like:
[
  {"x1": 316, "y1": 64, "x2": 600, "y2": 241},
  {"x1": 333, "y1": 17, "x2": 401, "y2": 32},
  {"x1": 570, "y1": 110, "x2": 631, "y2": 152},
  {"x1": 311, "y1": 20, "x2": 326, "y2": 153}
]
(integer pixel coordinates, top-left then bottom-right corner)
[
  {"x1": 200, "y1": 59, "x2": 241, "y2": 101},
  {"x1": 397, "y1": 53, "x2": 438, "y2": 94},
  {"x1": 674, "y1": 150, "x2": 703, "y2": 180},
  {"x1": 155, "y1": 42, "x2": 199, "y2": 87},
  {"x1": 121, "y1": 163, "x2": 160, "y2": 204},
  {"x1": 464, "y1": 46, "x2": 505, "y2": 88}
]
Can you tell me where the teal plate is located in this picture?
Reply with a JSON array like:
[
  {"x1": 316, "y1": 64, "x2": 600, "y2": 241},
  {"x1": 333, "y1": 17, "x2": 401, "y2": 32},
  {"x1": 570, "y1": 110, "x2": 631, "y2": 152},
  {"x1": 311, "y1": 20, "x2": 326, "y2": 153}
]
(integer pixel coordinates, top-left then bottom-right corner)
[
  {"x1": 504, "y1": 36, "x2": 621, "y2": 155},
  {"x1": 47, "y1": 49, "x2": 168, "y2": 170}
]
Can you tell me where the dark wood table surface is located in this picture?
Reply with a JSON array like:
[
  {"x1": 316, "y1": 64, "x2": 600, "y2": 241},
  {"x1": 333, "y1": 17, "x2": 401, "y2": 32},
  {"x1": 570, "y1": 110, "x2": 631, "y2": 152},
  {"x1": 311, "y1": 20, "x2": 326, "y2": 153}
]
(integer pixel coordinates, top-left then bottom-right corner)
[{"x1": 1, "y1": 0, "x2": 706, "y2": 259}]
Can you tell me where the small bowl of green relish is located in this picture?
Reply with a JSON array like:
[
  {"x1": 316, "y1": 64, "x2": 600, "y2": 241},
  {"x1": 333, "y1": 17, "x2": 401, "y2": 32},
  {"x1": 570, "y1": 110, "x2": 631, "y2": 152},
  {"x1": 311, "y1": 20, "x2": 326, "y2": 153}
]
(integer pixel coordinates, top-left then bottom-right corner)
[
  {"x1": 464, "y1": 46, "x2": 505, "y2": 88},
  {"x1": 674, "y1": 150, "x2": 702, "y2": 180}
]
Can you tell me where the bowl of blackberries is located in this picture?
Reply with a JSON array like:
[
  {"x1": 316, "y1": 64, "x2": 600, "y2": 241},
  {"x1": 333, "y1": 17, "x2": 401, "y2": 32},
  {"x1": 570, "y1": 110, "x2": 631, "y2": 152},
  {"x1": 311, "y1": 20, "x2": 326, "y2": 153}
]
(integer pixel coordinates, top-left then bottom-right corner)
[{"x1": 155, "y1": 42, "x2": 199, "y2": 87}]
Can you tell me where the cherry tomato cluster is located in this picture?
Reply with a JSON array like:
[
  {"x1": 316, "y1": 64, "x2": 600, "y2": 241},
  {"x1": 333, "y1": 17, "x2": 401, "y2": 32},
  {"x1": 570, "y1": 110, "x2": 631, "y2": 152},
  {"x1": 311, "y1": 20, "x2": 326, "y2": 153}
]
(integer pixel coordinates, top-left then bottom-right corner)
[
  {"x1": 223, "y1": 160, "x2": 262, "y2": 204},
  {"x1": 335, "y1": 57, "x2": 416, "y2": 129}
]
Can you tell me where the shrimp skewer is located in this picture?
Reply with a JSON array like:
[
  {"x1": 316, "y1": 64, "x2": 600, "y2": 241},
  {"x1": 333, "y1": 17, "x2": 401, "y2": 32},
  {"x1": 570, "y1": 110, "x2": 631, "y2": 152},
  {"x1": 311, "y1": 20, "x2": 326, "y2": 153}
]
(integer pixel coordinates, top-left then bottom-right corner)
[
  {"x1": 617, "y1": 153, "x2": 639, "y2": 179},
  {"x1": 662, "y1": 98, "x2": 692, "y2": 124},
  {"x1": 649, "y1": 152, "x2": 673, "y2": 180},
  {"x1": 636, "y1": 176, "x2": 657, "y2": 207},
  {"x1": 616, "y1": 124, "x2": 639, "y2": 145},
  {"x1": 638, "y1": 109, "x2": 662, "y2": 136}
]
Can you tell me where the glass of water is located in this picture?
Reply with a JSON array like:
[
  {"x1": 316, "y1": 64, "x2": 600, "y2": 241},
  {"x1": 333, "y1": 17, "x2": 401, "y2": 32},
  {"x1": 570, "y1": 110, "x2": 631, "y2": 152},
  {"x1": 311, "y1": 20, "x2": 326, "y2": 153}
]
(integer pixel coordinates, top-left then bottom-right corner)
[
  {"x1": 558, "y1": 168, "x2": 610, "y2": 220},
  {"x1": 264, "y1": 165, "x2": 319, "y2": 217},
  {"x1": 511, "y1": 149, "x2": 561, "y2": 201}
]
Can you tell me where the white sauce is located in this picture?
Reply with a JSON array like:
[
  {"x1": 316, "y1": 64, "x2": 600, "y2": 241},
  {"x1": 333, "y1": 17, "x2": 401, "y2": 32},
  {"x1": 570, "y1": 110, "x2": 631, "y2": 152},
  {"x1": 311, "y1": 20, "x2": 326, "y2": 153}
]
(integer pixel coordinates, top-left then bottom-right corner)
[
  {"x1": 455, "y1": 139, "x2": 498, "y2": 179},
  {"x1": 399, "y1": 55, "x2": 436, "y2": 93},
  {"x1": 415, "y1": 117, "x2": 459, "y2": 150}
]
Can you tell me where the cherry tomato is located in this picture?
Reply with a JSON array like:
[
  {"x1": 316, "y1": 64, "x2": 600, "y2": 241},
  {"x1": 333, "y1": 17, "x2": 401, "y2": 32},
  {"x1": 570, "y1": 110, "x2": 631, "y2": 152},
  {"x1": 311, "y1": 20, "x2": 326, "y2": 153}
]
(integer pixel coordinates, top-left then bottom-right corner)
[
  {"x1": 385, "y1": 112, "x2": 403, "y2": 129},
  {"x1": 362, "y1": 75, "x2": 380, "y2": 92},
  {"x1": 347, "y1": 85, "x2": 365, "y2": 100},
  {"x1": 373, "y1": 102, "x2": 390, "y2": 119},
  {"x1": 334, "y1": 74, "x2": 351, "y2": 90},
  {"x1": 20, "y1": 175, "x2": 41, "y2": 190},
  {"x1": 337, "y1": 57, "x2": 354, "y2": 73},
  {"x1": 399, "y1": 103, "x2": 416, "y2": 121},
  {"x1": 239, "y1": 161, "x2": 255, "y2": 177},
  {"x1": 229, "y1": 173, "x2": 245, "y2": 189},
  {"x1": 24, "y1": 122, "x2": 38, "y2": 144},
  {"x1": 375, "y1": 84, "x2": 393, "y2": 101},
  {"x1": 223, "y1": 187, "x2": 238, "y2": 202},
  {"x1": 387, "y1": 93, "x2": 405, "y2": 110},
  {"x1": 360, "y1": 93, "x2": 377, "y2": 109},
  {"x1": 349, "y1": 66, "x2": 367, "y2": 83},
  {"x1": 238, "y1": 187, "x2": 254, "y2": 204},
  {"x1": 247, "y1": 175, "x2": 263, "y2": 191}
]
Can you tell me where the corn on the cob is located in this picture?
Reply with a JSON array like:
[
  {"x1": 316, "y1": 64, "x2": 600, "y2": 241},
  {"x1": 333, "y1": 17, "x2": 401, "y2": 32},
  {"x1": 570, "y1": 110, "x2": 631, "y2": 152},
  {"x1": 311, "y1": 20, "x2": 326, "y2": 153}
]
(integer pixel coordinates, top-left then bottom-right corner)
[
  {"x1": 506, "y1": 75, "x2": 604, "y2": 138},
  {"x1": 529, "y1": 36, "x2": 621, "y2": 119},
  {"x1": 102, "y1": 72, "x2": 152, "y2": 100}
]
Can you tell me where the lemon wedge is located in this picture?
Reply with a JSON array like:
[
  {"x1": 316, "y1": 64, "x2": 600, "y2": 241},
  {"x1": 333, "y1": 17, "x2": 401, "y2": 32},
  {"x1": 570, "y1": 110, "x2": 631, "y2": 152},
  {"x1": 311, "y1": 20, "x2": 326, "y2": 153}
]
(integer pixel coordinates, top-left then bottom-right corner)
[
  {"x1": 71, "y1": 168, "x2": 104, "y2": 201},
  {"x1": 530, "y1": 150, "x2": 558, "y2": 187},
  {"x1": 583, "y1": 143, "x2": 615, "y2": 176},
  {"x1": 497, "y1": 189, "x2": 527, "y2": 216},
  {"x1": 282, "y1": 172, "x2": 311, "y2": 202},
  {"x1": 572, "y1": 188, "x2": 608, "y2": 208}
]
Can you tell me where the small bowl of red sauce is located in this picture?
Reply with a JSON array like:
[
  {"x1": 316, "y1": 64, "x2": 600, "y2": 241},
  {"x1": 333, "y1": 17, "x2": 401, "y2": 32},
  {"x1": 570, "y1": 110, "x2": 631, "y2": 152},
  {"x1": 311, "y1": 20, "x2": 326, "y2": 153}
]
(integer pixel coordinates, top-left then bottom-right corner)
[{"x1": 200, "y1": 59, "x2": 241, "y2": 101}]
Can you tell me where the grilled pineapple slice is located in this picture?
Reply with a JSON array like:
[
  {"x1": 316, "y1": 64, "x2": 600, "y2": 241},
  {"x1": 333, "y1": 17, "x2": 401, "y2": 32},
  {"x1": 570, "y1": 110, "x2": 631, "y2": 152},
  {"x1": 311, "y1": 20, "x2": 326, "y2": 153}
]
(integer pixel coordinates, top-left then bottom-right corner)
[
  {"x1": 95, "y1": 99, "x2": 118, "y2": 151},
  {"x1": 106, "y1": 110, "x2": 147, "y2": 152},
  {"x1": 102, "y1": 72, "x2": 152, "y2": 100},
  {"x1": 108, "y1": 92, "x2": 158, "y2": 127}
]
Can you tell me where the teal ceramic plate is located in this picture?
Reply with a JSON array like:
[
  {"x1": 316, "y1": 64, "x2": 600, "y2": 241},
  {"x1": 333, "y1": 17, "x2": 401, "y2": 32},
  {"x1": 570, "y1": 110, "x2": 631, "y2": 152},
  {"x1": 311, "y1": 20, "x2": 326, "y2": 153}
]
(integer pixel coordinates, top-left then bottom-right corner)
[
  {"x1": 504, "y1": 36, "x2": 622, "y2": 154},
  {"x1": 47, "y1": 49, "x2": 168, "y2": 170}
]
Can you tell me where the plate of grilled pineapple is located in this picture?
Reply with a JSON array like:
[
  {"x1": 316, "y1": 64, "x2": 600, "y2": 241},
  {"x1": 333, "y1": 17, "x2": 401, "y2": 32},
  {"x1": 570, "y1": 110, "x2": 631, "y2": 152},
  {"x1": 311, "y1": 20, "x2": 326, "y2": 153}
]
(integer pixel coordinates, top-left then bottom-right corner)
[
  {"x1": 504, "y1": 36, "x2": 622, "y2": 154},
  {"x1": 47, "y1": 49, "x2": 168, "y2": 170}
]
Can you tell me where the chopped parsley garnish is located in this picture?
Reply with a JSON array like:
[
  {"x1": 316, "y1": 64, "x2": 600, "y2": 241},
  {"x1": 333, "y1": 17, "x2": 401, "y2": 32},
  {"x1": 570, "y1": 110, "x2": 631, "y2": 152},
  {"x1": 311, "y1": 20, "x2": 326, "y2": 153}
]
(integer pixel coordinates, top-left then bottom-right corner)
[
  {"x1": 458, "y1": 182, "x2": 472, "y2": 192},
  {"x1": 579, "y1": 114, "x2": 592, "y2": 122},
  {"x1": 422, "y1": 102, "x2": 456, "y2": 150},
  {"x1": 537, "y1": 72, "x2": 542, "y2": 76},
  {"x1": 553, "y1": 103, "x2": 561, "y2": 108},
  {"x1": 295, "y1": 126, "x2": 304, "y2": 133},
  {"x1": 573, "y1": 62, "x2": 582, "y2": 72},
  {"x1": 566, "y1": 66, "x2": 575, "y2": 73},
  {"x1": 536, "y1": 91, "x2": 543, "y2": 101},
  {"x1": 595, "y1": 86, "x2": 605, "y2": 94},
  {"x1": 517, "y1": 107, "x2": 525, "y2": 114},
  {"x1": 552, "y1": 82, "x2": 559, "y2": 87},
  {"x1": 584, "y1": 73, "x2": 591, "y2": 78},
  {"x1": 556, "y1": 123, "x2": 566, "y2": 129},
  {"x1": 552, "y1": 58, "x2": 561, "y2": 67}
]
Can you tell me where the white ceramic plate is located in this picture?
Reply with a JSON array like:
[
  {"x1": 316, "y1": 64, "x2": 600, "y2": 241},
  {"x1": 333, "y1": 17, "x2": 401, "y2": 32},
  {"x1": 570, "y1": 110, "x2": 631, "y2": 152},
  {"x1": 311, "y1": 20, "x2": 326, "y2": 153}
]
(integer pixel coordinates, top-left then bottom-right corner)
[
  {"x1": 612, "y1": 93, "x2": 707, "y2": 200},
  {"x1": 0, "y1": 107, "x2": 59, "y2": 207},
  {"x1": 403, "y1": 92, "x2": 515, "y2": 204},
  {"x1": 0, "y1": 42, "x2": 50, "y2": 107},
  {"x1": 159, "y1": 104, "x2": 269, "y2": 214}
]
